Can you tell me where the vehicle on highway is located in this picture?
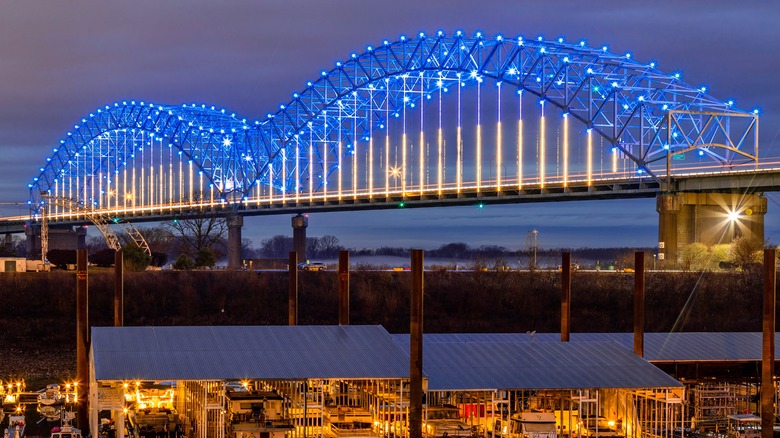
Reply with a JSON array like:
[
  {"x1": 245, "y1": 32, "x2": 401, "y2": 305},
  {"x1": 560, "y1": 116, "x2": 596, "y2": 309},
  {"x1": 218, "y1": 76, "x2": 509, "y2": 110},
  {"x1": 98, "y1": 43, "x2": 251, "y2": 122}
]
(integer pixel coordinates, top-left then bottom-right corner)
[{"x1": 297, "y1": 261, "x2": 327, "y2": 271}]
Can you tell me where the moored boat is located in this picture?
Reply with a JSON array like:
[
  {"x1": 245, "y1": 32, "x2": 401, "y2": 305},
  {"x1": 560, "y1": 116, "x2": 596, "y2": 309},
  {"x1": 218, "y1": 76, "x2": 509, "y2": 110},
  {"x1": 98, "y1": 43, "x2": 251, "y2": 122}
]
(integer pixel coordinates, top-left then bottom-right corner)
[
  {"x1": 50, "y1": 424, "x2": 81, "y2": 438},
  {"x1": 4, "y1": 415, "x2": 25, "y2": 438}
]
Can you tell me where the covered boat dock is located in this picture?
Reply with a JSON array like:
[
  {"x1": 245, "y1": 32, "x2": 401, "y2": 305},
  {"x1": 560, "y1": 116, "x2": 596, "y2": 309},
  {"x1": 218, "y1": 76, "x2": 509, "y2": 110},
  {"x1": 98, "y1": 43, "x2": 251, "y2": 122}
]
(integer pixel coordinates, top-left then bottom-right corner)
[{"x1": 89, "y1": 326, "x2": 683, "y2": 438}]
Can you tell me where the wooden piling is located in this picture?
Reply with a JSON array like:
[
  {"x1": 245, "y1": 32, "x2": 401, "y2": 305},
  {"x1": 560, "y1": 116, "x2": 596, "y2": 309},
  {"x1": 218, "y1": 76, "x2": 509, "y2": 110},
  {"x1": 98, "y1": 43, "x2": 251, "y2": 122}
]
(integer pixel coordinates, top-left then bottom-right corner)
[
  {"x1": 761, "y1": 249, "x2": 776, "y2": 438},
  {"x1": 338, "y1": 250, "x2": 349, "y2": 325},
  {"x1": 410, "y1": 249, "x2": 424, "y2": 438},
  {"x1": 289, "y1": 251, "x2": 298, "y2": 325},
  {"x1": 634, "y1": 251, "x2": 645, "y2": 357},
  {"x1": 561, "y1": 252, "x2": 571, "y2": 342}
]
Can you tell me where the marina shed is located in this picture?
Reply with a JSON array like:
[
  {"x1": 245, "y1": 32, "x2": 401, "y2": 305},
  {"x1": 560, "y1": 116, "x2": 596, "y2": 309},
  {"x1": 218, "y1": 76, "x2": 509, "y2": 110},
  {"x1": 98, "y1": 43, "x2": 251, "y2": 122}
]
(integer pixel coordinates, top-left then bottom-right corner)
[
  {"x1": 89, "y1": 325, "x2": 412, "y2": 438},
  {"x1": 90, "y1": 327, "x2": 685, "y2": 438},
  {"x1": 391, "y1": 334, "x2": 684, "y2": 438}
]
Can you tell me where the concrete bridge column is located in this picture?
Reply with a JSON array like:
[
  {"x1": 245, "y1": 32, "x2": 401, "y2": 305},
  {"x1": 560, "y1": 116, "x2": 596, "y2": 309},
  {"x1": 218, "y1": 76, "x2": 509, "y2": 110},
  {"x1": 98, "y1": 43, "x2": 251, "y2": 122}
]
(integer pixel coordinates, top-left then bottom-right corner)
[
  {"x1": 25, "y1": 223, "x2": 40, "y2": 260},
  {"x1": 657, "y1": 192, "x2": 767, "y2": 268},
  {"x1": 292, "y1": 214, "x2": 308, "y2": 263},
  {"x1": 227, "y1": 214, "x2": 243, "y2": 270},
  {"x1": 4, "y1": 233, "x2": 11, "y2": 251}
]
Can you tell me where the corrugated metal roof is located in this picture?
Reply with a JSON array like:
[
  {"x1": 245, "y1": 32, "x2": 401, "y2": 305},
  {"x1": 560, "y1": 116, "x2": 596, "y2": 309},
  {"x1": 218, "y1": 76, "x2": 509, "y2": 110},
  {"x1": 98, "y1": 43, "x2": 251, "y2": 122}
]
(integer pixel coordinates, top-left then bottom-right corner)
[
  {"x1": 91, "y1": 325, "x2": 410, "y2": 381},
  {"x1": 392, "y1": 332, "x2": 774, "y2": 362},
  {"x1": 391, "y1": 337, "x2": 680, "y2": 391}
]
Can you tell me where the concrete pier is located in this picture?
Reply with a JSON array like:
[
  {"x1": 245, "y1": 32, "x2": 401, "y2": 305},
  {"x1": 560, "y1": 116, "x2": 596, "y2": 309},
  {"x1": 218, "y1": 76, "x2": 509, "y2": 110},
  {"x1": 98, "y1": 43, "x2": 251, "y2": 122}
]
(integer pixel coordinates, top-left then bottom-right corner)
[
  {"x1": 657, "y1": 192, "x2": 766, "y2": 268},
  {"x1": 292, "y1": 214, "x2": 308, "y2": 262},
  {"x1": 227, "y1": 214, "x2": 243, "y2": 270}
]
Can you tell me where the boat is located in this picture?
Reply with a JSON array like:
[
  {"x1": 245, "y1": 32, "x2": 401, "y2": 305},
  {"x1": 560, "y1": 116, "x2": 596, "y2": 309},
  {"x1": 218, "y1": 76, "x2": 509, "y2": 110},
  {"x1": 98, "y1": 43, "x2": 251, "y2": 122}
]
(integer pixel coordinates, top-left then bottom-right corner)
[
  {"x1": 38, "y1": 384, "x2": 64, "y2": 406},
  {"x1": 50, "y1": 424, "x2": 81, "y2": 438},
  {"x1": 4, "y1": 415, "x2": 25, "y2": 438},
  {"x1": 37, "y1": 404, "x2": 62, "y2": 422}
]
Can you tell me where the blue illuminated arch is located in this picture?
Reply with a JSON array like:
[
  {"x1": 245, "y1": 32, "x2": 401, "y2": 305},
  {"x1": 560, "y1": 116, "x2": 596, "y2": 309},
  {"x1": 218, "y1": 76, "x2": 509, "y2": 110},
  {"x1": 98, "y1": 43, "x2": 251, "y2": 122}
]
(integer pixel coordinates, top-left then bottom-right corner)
[{"x1": 30, "y1": 31, "x2": 756, "y2": 211}]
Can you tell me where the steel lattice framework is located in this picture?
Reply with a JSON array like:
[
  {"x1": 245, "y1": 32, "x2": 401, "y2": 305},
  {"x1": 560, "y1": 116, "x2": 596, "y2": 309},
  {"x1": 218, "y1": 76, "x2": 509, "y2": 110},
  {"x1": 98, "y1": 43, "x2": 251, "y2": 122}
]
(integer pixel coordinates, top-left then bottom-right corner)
[{"x1": 28, "y1": 31, "x2": 758, "y2": 219}]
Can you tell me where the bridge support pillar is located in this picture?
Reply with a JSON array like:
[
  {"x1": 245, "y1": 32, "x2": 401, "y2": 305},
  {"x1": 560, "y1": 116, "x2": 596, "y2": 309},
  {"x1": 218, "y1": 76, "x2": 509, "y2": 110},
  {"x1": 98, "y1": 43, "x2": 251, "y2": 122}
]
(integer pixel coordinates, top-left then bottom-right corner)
[
  {"x1": 657, "y1": 192, "x2": 767, "y2": 268},
  {"x1": 25, "y1": 223, "x2": 40, "y2": 260},
  {"x1": 292, "y1": 214, "x2": 308, "y2": 263},
  {"x1": 227, "y1": 214, "x2": 243, "y2": 270},
  {"x1": 4, "y1": 233, "x2": 12, "y2": 251}
]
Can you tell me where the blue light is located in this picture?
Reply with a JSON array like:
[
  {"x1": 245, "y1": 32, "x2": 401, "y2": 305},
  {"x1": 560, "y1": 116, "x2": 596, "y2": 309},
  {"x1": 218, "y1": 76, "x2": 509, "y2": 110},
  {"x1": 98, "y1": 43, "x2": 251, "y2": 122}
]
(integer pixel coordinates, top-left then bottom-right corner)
[{"x1": 698, "y1": 150, "x2": 704, "y2": 156}]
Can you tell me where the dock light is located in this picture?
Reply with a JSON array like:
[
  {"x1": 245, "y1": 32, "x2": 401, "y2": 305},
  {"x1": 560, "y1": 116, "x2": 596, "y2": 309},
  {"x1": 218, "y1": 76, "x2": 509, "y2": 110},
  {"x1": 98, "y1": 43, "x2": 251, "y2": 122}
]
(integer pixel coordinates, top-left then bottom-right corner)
[{"x1": 727, "y1": 210, "x2": 740, "y2": 223}]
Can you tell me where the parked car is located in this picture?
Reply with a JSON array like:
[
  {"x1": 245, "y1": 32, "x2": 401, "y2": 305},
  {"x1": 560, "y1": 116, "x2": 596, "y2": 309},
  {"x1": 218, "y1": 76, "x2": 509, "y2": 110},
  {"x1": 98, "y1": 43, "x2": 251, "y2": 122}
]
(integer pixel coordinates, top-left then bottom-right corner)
[{"x1": 298, "y1": 261, "x2": 327, "y2": 271}]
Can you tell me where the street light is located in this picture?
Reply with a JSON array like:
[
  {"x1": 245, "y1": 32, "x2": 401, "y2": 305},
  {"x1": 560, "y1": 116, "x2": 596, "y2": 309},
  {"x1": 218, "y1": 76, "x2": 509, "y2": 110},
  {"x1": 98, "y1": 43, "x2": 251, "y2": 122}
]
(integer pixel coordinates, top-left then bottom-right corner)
[{"x1": 727, "y1": 209, "x2": 741, "y2": 241}]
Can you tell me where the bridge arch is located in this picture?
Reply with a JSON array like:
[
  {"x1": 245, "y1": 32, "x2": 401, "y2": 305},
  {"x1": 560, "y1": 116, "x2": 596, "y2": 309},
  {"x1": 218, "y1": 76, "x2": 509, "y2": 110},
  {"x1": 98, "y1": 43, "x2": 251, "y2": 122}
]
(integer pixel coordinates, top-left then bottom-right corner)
[
  {"x1": 28, "y1": 31, "x2": 757, "y2": 219},
  {"x1": 264, "y1": 31, "x2": 757, "y2": 194},
  {"x1": 30, "y1": 102, "x2": 260, "y2": 210}
]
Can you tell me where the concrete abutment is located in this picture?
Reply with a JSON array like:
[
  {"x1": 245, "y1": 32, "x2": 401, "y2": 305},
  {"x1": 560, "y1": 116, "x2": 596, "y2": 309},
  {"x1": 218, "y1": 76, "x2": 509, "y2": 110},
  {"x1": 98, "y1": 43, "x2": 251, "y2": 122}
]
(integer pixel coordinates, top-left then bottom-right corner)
[{"x1": 657, "y1": 192, "x2": 767, "y2": 268}]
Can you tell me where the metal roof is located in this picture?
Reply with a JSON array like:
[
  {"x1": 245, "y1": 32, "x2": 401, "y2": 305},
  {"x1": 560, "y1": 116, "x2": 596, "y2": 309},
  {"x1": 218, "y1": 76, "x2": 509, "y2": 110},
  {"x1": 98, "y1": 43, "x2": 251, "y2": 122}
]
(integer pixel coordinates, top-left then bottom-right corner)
[
  {"x1": 395, "y1": 332, "x2": 775, "y2": 362},
  {"x1": 91, "y1": 325, "x2": 410, "y2": 381},
  {"x1": 391, "y1": 335, "x2": 681, "y2": 391}
]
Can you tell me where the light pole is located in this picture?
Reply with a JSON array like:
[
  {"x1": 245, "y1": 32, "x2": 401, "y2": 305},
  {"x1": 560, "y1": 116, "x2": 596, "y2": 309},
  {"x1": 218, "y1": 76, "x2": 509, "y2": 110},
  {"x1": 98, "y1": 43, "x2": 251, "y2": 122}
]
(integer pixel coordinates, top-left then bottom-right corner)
[{"x1": 527, "y1": 229, "x2": 539, "y2": 269}]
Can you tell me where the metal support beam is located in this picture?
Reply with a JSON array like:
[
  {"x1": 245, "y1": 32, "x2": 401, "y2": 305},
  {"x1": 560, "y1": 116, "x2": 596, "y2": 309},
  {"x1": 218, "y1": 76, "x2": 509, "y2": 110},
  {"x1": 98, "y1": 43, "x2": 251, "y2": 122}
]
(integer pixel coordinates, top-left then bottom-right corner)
[
  {"x1": 76, "y1": 249, "x2": 89, "y2": 434},
  {"x1": 288, "y1": 251, "x2": 298, "y2": 325},
  {"x1": 634, "y1": 251, "x2": 645, "y2": 357},
  {"x1": 761, "y1": 249, "x2": 776, "y2": 438},
  {"x1": 410, "y1": 249, "x2": 424, "y2": 438},
  {"x1": 338, "y1": 250, "x2": 349, "y2": 325},
  {"x1": 561, "y1": 252, "x2": 571, "y2": 342}
]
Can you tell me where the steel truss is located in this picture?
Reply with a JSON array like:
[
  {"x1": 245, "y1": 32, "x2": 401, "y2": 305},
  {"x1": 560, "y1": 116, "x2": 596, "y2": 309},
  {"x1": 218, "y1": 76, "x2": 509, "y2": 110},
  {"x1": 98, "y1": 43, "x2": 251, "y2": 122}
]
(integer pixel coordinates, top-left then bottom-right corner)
[
  {"x1": 29, "y1": 31, "x2": 756, "y2": 214},
  {"x1": 41, "y1": 195, "x2": 151, "y2": 256}
]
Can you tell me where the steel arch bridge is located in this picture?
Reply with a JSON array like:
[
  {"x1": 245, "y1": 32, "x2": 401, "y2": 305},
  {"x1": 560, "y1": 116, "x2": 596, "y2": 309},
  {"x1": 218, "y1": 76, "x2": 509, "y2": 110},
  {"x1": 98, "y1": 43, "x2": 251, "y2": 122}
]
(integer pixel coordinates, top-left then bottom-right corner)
[{"x1": 28, "y1": 31, "x2": 759, "y2": 223}]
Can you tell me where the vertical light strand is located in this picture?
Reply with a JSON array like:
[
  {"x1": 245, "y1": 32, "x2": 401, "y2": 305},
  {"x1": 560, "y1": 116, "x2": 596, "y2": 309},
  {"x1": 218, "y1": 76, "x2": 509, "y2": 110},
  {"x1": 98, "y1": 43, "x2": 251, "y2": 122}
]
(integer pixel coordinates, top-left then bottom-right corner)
[
  {"x1": 268, "y1": 163, "x2": 274, "y2": 202},
  {"x1": 517, "y1": 90, "x2": 523, "y2": 190},
  {"x1": 131, "y1": 145, "x2": 136, "y2": 209},
  {"x1": 587, "y1": 129, "x2": 593, "y2": 186},
  {"x1": 188, "y1": 160, "x2": 193, "y2": 205},
  {"x1": 309, "y1": 128, "x2": 314, "y2": 202},
  {"x1": 168, "y1": 146, "x2": 172, "y2": 211},
  {"x1": 496, "y1": 82, "x2": 502, "y2": 192},
  {"x1": 338, "y1": 103, "x2": 343, "y2": 200},
  {"x1": 539, "y1": 100, "x2": 545, "y2": 188},
  {"x1": 402, "y1": 77, "x2": 407, "y2": 195},
  {"x1": 199, "y1": 171, "x2": 203, "y2": 205},
  {"x1": 368, "y1": 88, "x2": 374, "y2": 198},
  {"x1": 437, "y1": 79, "x2": 443, "y2": 195},
  {"x1": 385, "y1": 84, "x2": 390, "y2": 197},
  {"x1": 563, "y1": 113, "x2": 569, "y2": 187},
  {"x1": 612, "y1": 147, "x2": 618, "y2": 173},
  {"x1": 476, "y1": 77, "x2": 482, "y2": 191},
  {"x1": 419, "y1": 73, "x2": 425, "y2": 194},
  {"x1": 178, "y1": 152, "x2": 183, "y2": 204},
  {"x1": 295, "y1": 136, "x2": 300, "y2": 203},
  {"x1": 282, "y1": 148, "x2": 287, "y2": 204},
  {"x1": 457, "y1": 74, "x2": 462, "y2": 193},
  {"x1": 322, "y1": 111, "x2": 328, "y2": 198},
  {"x1": 353, "y1": 91, "x2": 358, "y2": 199},
  {"x1": 140, "y1": 142, "x2": 145, "y2": 208}
]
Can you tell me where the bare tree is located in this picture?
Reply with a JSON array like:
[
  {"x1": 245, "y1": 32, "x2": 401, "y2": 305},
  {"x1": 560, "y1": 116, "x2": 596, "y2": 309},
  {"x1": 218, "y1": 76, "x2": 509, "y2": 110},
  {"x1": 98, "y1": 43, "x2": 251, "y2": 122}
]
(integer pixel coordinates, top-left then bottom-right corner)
[{"x1": 166, "y1": 207, "x2": 227, "y2": 256}]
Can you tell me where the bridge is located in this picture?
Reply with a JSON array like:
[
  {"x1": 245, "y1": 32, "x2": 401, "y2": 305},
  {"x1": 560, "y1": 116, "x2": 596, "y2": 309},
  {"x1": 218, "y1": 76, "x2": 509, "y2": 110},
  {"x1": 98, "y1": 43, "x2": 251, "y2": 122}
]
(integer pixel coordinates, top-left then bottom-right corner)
[{"x1": 0, "y1": 31, "x2": 771, "y2": 268}]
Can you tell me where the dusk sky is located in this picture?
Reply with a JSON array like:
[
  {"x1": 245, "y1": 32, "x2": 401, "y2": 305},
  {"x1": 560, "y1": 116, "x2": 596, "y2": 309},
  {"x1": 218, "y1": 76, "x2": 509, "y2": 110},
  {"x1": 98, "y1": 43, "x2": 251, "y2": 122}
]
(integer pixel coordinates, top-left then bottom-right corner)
[{"x1": 1, "y1": 1, "x2": 779, "y2": 250}]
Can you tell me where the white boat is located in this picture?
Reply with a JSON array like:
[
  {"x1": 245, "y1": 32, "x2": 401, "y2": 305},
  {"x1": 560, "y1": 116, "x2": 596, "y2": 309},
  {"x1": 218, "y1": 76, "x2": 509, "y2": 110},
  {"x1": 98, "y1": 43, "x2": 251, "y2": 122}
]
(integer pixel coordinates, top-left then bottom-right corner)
[
  {"x1": 50, "y1": 424, "x2": 81, "y2": 438},
  {"x1": 38, "y1": 384, "x2": 64, "y2": 406},
  {"x1": 4, "y1": 415, "x2": 25, "y2": 438}
]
